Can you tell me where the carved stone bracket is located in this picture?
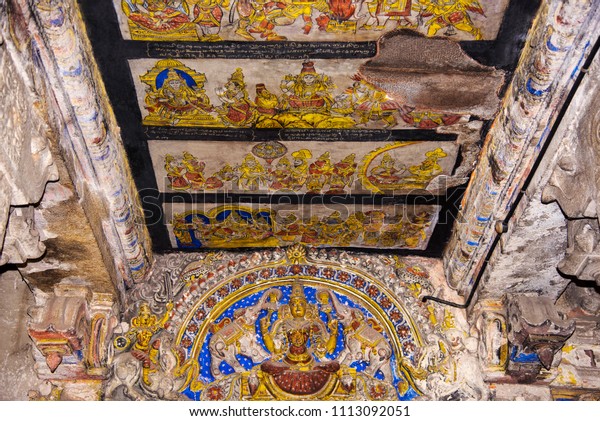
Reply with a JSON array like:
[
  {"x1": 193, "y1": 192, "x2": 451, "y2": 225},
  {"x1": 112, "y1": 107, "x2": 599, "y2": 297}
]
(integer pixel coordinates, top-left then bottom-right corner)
[
  {"x1": 28, "y1": 281, "x2": 117, "y2": 383},
  {"x1": 29, "y1": 283, "x2": 91, "y2": 376},
  {"x1": 471, "y1": 300, "x2": 509, "y2": 379},
  {"x1": 506, "y1": 295, "x2": 575, "y2": 382}
]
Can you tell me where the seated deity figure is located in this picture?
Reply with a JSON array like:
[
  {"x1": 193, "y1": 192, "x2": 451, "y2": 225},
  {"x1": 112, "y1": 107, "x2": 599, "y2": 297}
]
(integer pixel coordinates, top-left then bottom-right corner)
[
  {"x1": 420, "y1": 0, "x2": 484, "y2": 40},
  {"x1": 368, "y1": 153, "x2": 406, "y2": 186},
  {"x1": 146, "y1": 68, "x2": 212, "y2": 125},
  {"x1": 280, "y1": 61, "x2": 335, "y2": 114},
  {"x1": 259, "y1": 283, "x2": 340, "y2": 395}
]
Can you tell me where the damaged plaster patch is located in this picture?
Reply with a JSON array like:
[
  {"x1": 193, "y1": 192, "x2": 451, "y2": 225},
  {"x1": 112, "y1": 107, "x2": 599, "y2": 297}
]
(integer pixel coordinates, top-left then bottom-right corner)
[
  {"x1": 359, "y1": 31, "x2": 505, "y2": 118},
  {"x1": 21, "y1": 258, "x2": 74, "y2": 274}
]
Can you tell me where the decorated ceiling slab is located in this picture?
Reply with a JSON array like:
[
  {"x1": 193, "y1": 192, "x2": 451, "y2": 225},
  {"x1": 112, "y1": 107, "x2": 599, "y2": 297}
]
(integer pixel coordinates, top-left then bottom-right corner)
[
  {"x1": 164, "y1": 202, "x2": 440, "y2": 249},
  {"x1": 149, "y1": 140, "x2": 459, "y2": 194},
  {"x1": 130, "y1": 58, "x2": 469, "y2": 130},
  {"x1": 113, "y1": 0, "x2": 510, "y2": 42},
  {"x1": 79, "y1": 0, "x2": 540, "y2": 254}
]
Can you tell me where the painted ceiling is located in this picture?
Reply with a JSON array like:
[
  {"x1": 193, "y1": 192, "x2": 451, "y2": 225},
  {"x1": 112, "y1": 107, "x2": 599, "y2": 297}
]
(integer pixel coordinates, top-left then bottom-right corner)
[{"x1": 78, "y1": 0, "x2": 540, "y2": 255}]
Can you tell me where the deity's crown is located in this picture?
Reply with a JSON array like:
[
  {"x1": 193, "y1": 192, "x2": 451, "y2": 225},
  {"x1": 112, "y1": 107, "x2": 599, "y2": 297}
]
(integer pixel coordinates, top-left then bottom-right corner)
[
  {"x1": 381, "y1": 153, "x2": 394, "y2": 164},
  {"x1": 292, "y1": 149, "x2": 312, "y2": 160},
  {"x1": 290, "y1": 283, "x2": 307, "y2": 301},
  {"x1": 300, "y1": 61, "x2": 317, "y2": 75},
  {"x1": 165, "y1": 69, "x2": 182, "y2": 82},
  {"x1": 229, "y1": 68, "x2": 246, "y2": 86}
]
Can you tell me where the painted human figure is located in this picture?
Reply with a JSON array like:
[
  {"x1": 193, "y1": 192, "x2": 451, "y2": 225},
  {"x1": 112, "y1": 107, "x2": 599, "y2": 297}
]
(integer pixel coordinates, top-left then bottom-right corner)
[
  {"x1": 128, "y1": 302, "x2": 173, "y2": 385},
  {"x1": 320, "y1": 211, "x2": 346, "y2": 245},
  {"x1": 165, "y1": 154, "x2": 191, "y2": 190},
  {"x1": 328, "y1": 153, "x2": 357, "y2": 193},
  {"x1": 172, "y1": 217, "x2": 194, "y2": 246},
  {"x1": 300, "y1": 216, "x2": 322, "y2": 244},
  {"x1": 269, "y1": 157, "x2": 293, "y2": 190},
  {"x1": 289, "y1": 149, "x2": 312, "y2": 189},
  {"x1": 281, "y1": 61, "x2": 335, "y2": 114},
  {"x1": 254, "y1": 83, "x2": 280, "y2": 117},
  {"x1": 216, "y1": 68, "x2": 257, "y2": 127},
  {"x1": 362, "y1": 210, "x2": 386, "y2": 246},
  {"x1": 238, "y1": 154, "x2": 267, "y2": 191},
  {"x1": 420, "y1": 0, "x2": 484, "y2": 40},
  {"x1": 403, "y1": 211, "x2": 430, "y2": 248},
  {"x1": 407, "y1": 147, "x2": 447, "y2": 187},
  {"x1": 347, "y1": 78, "x2": 400, "y2": 127},
  {"x1": 306, "y1": 152, "x2": 334, "y2": 193},
  {"x1": 124, "y1": 0, "x2": 191, "y2": 33},
  {"x1": 368, "y1": 153, "x2": 405, "y2": 186},
  {"x1": 186, "y1": 0, "x2": 229, "y2": 41},
  {"x1": 205, "y1": 164, "x2": 237, "y2": 189},
  {"x1": 360, "y1": 0, "x2": 414, "y2": 30},
  {"x1": 234, "y1": 0, "x2": 287, "y2": 41},
  {"x1": 267, "y1": 0, "x2": 331, "y2": 35},
  {"x1": 182, "y1": 151, "x2": 206, "y2": 189}
]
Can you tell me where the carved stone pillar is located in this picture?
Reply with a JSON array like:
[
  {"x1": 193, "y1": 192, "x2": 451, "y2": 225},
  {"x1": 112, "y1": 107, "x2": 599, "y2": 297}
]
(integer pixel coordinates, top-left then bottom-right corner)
[
  {"x1": 24, "y1": 0, "x2": 153, "y2": 285},
  {"x1": 506, "y1": 295, "x2": 575, "y2": 382},
  {"x1": 444, "y1": 0, "x2": 600, "y2": 295}
]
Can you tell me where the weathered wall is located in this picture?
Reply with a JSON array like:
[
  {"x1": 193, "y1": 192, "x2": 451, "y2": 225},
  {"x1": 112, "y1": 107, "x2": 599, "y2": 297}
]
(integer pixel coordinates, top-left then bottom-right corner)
[{"x1": 0, "y1": 270, "x2": 38, "y2": 400}]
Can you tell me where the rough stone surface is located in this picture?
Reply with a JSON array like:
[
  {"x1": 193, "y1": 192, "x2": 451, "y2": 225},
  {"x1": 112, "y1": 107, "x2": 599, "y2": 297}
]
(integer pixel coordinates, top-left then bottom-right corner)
[
  {"x1": 0, "y1": 9, "x2": 58, "y2": 266},
  {"x1": 541, "y1": 52, "x2": 600, "y2": 285},
  {"x1": 492, "y1": 383, "x2": 552, "y2": 400},
  {"x1": 0, "y1": 270, "x2": 40, "y2": 400}
]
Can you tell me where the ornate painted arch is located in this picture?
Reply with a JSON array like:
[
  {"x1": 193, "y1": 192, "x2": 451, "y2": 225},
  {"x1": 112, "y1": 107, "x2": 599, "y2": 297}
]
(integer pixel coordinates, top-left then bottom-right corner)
[{"x1": 159, "y1": 246, "x2": 462, "y2": 401}]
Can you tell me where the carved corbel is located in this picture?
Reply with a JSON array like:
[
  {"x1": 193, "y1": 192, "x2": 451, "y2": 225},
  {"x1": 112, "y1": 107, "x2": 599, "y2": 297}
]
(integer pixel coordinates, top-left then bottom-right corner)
[
  {"x1": 28, "y1": 281, "x2": 118, "y2": 382},
  {"x1": 0, "y1": 205, "x2": 45, "y2": 265},
  {"x1": 86, "y1": 293, "x2": 119, "y2": 377},
  {"x1": 557, "y1": 219, "x2": 600, "y2": 283},
  {"x1": 28, "y1": 283, "x2": 91, "y2": 376},
  {"x1": 506, "y1": 295, "x2": 575, "y2": 382}
]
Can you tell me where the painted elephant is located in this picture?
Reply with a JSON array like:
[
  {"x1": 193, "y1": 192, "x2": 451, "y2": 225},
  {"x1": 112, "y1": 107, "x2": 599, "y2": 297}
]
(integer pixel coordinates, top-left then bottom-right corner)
[
  {"x1": 323, "y1": 289, "x2": 394, "y2": 380},
  {"x1": 208, "y1": 288, "x2": 280, "y2": 379}
]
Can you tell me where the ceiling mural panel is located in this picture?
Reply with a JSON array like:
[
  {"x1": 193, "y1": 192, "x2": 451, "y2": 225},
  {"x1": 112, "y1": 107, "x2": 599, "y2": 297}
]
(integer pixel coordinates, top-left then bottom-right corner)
[
  {"x1": 113, "y1": 0, "x2": 510, "y2": 42},
  {"x1": 149, "y1": 139, "x2": 459, "y2": 194},
  {"x1": 78, "y1": 0, "x2": 541, "y2": 255},
  {"x1": 130, "y1": 58, "x2": 469, "y2": 130},
  {"x1": 164, "y1": 202, "x2": 440, "y2": 249}
]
